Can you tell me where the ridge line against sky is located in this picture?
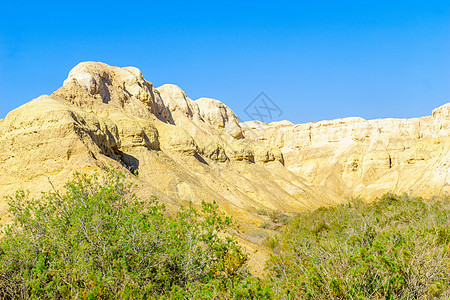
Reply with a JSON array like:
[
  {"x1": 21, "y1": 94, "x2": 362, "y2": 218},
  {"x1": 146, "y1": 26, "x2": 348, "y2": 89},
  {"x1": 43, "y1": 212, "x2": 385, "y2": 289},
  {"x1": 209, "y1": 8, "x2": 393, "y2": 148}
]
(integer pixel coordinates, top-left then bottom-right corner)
[{"x1": 0, "y1": 1, "x2": 449, "y2": 124}]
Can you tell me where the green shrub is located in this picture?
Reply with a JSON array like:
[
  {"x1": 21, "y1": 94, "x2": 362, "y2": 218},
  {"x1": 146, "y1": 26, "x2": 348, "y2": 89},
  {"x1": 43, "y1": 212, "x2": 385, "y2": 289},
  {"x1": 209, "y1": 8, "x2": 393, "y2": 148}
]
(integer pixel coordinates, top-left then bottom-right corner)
[
  {"x1": 256, "y1": 208, "x2": 269, "y2": 216},
  {"x1": 3, "y1": 169, "x2": 449, "y2": 300},
  {"x1": 259, "y1": 221, "x2": 274, "y2": 230},
  {"x1": 269, "y1": 211, "x2": 292, "y2": 225},
  {"x1": 266, "y1": 193, "x2": 450, "y2": 299},
  {"x1": 0, "y1": 168, "x2": 261, "y2": 299}
]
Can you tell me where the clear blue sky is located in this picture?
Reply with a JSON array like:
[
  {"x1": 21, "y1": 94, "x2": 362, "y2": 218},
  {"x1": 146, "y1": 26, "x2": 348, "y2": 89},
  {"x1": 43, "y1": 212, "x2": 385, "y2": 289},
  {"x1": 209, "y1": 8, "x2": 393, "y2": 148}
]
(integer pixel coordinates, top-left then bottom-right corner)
[{"x1": 1, "y1": 1, "x2": 449, "y2": 123}]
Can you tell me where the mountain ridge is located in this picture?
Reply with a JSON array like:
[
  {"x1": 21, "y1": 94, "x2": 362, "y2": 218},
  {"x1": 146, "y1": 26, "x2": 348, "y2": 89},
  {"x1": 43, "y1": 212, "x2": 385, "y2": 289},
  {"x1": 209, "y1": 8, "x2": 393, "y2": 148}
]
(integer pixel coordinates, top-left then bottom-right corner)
[{"x1": 1, "y1": 61, "x2": 449, "y2": 223}]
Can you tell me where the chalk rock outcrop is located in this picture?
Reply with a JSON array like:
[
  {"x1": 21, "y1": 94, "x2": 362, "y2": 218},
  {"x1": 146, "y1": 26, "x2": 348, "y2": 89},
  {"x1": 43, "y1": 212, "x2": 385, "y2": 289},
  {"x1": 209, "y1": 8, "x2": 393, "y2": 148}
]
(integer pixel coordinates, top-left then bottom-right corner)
[
  {"x1": 2, "y1": 61, "x2": 449, "y2": 221},
  {"x1": 0, "y1": 62, "x2": 341, "y2": 231},
  {"x1": 242, "y1": 108, "x2": 450, "y2": 199},
  {"x1": 195, "y1": 97, "x2": 243, "y2": 139},
  {"x1": 2, "y1": 61, "x2": 450, "y2": 274}
]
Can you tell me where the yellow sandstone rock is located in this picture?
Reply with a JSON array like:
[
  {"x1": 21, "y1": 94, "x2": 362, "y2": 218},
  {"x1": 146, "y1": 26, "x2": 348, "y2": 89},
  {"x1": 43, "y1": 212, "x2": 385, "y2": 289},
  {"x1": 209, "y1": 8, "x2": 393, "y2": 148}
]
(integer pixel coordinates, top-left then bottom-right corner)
[
  {"x1": 2, "y1": 61, "x2": 449, "y2": 218},
  {"x1": 3, "y1": 61, "x2": 449, "y2": 274},
  {"x1": 242, "y1": 110, "x2": 450, "y2": 200},
  {"x1": 0, "y1": 62, "x2": 340, "y2": 226}
]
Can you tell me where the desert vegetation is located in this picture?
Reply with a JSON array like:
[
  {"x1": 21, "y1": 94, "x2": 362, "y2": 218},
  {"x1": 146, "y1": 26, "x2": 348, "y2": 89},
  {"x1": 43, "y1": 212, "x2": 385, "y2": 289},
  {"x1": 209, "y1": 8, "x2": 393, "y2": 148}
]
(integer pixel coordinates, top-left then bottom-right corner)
[
  {"x1": 0, "y1": 169, "x2": 269, "y2": 299},
  {"x1": 266, "y1": 193, "x2": 450, "y2": 299},
  {"x1": 0, "y1": 169, "x2": 449, "y2": 299}
]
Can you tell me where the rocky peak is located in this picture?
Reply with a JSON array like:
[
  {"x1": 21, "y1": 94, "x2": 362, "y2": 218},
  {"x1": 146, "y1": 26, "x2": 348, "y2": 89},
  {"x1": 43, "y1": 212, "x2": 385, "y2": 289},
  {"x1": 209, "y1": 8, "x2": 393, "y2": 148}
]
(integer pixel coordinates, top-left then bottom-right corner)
[
  {"x1": 2, "y1": 62, "x2": 450, "y2": 274},
  {"x1": 2, "y1": 61, "x2": 450, "y2": 228}
]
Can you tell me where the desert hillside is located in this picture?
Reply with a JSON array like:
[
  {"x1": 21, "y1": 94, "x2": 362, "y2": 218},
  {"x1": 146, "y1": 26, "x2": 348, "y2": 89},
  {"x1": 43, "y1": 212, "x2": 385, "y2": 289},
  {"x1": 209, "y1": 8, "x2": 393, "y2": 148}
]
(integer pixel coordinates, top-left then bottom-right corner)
[
  {"x1": 243, "y1": 103, "x2": 450, "y2": 199},
  {"x1": 1, "y1": 61, "x2": 449, "y2": 219}
]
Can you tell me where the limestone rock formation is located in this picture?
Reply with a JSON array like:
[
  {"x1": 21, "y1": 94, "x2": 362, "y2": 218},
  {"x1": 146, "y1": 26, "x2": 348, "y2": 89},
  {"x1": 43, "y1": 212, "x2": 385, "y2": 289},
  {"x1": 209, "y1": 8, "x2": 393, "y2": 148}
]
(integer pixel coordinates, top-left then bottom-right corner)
[
  {"x1": 242, "y1": 109, "x2": 450, "y2": 200},
  {"x1": 2, "y1": 61, "x2": 450, "y2": 218},
  {"x1": 0, "y1": 62, "x2": 340, "y2": 230},
  {"x1": 2, "y1": 61, "x2": 450, "y2": 274}
]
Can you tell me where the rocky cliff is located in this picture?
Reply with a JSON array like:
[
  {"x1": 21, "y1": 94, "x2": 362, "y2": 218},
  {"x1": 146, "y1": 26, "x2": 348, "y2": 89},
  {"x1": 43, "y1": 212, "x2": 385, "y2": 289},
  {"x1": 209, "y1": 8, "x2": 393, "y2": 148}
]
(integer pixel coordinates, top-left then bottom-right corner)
[
  {"x1": 2, "y1": 62, "x2": 449, "y2": 220},
  {"x1": 242, "y1": 104, "x2": 450, "y2": 200},
  {"x1": 0, "y1": 62, "x2": 450, "y2": 218},
  {"x1": 2, "y1": 61, "x2": 450, "y2": 273},
  {"x1": 0, "y1": 62, "x2": 341, "y2": 226}
]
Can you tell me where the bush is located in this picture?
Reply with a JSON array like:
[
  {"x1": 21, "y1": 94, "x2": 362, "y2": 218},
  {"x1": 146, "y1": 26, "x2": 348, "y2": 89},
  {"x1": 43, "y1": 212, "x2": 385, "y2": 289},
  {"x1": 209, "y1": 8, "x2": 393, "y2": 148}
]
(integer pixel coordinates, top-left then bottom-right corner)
[
  {"x1": 259, "y1": 222, "x2": 274, "y2": 230},
  {"x1": 266, "y1": 193, "x2": 450, "y2": 299},
  {"x1": 268, "y1": 211, "x2": 292, "y2": 225},
  {"x1": 256, "y1": 208, "x2": 268, "y2": 216},
  {"x1": 3, "y1": 169, "x2": 449, "y2": 300},
  {"x1": 0, "y1": 168, "x2": 262, "y2": 299}
]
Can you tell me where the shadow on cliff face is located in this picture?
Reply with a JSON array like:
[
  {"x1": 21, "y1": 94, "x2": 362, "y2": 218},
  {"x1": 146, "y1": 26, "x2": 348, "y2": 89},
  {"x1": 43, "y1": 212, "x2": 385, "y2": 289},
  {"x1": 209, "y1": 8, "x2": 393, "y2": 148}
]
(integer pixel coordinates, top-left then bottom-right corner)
[
  {"x1": 194, "y1": 153, "x2": 209, "y2": 165},
  {"x1": 118, "y1": 151, "x2": 139, "y2": 175}
]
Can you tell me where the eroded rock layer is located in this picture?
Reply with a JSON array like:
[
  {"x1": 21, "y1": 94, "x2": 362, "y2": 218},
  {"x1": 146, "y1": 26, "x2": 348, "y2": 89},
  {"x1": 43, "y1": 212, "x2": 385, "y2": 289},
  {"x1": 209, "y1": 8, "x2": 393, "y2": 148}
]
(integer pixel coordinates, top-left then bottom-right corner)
[
  {"x1": 0, "y1": 62, "x2": 341, "y2": 227},
  {"x1": 242, "y1": 104, "x2": 450, "y2": 199},
  {"x1": 2, "y1": 61, "x2": 449, "y2": 221},
  {"x1": 2, "y1": 61, "x2": 450, "y2": 274}
]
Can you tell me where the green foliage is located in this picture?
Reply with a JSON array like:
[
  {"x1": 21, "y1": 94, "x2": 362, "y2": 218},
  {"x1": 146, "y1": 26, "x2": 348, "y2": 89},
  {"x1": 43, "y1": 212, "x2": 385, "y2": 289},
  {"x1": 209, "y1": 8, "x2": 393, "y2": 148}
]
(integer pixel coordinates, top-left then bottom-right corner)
[
  {"x1": 268, "y1": 211, "x2": 292, "y2": 225},
  {"x1": 256, "y1": 208, "x2": 269, "y2": 216},
  {"x1": 266, "y1": 193, "x2": 450, "y2": 299},
  {"x1": 259, "y1": 222, "x2": 274, "y2": 230},
  {"x1": 0, "y1": 168, "x2": 263, "y2": 299},
  {"x1": 2, "y1": 170, "x2": 449, "y2": 299}
]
